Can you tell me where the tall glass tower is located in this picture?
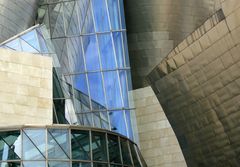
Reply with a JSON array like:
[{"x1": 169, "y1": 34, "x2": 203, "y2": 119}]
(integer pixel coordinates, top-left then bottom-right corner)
[
  {"x1": 0, "y1": 0, "x2": 146, "y2": 166},
  {"x1": 1, "y1": 0, "x2": 136, "y2": 140}
]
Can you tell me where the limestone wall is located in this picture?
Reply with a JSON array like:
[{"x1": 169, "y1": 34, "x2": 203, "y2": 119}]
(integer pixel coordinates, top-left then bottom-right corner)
[
  {"x1": 0, "y1": 48, "x2": 52, "y2": 125},
  {"x1": 133, "y1": 86, "x2": 187, "y2": 167}
]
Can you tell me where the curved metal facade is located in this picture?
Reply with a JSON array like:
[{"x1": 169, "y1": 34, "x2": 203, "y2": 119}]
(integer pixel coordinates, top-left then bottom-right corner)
[
  {"x1": 0, "y1": 0, "x2": 38, "y2": 42},
  {"x1": 125, "y1": 0, "x2": 219, "y2": 88},
  {"x1": 148, "y1": 2, "x2": 240, "y2": 165},
  {"x1": 0, "y1": 125, "x2": 146, "y2": 167}
]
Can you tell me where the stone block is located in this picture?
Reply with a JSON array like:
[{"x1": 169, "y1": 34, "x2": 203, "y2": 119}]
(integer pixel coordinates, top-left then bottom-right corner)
[{"x1": 0, "y1": 48, "x2": 52, "y2": 125}]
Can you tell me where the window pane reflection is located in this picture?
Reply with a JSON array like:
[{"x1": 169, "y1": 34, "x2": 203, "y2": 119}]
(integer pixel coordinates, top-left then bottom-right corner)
[
  {"x1": 107, "y1": 0, "x2": 121, "y2": 30},
  {"x1": 0, "y1": 131, "x2": 21, "y2": 160},
  {"x1": 91, "y1": 0, "x2": 110, "y2": 32},
  {"x1": 108, "y1": 134, "x2": 121, "y2": 164},
  {"x1": 92, "y1": 132, "x2": 107, "y2": 161},
  {"x1": 120, "y1": 138, "x2": 132, "y2": 165},
  {"x1": 0, "y1": 162, "x2": 20, "y2": 167},
  {"x1": 72, "y1": 162, "x2": 91, "y2": 167},
  {"x1": 130, "y1": 143, "x2": 141, "y2": 167},
  {"x1": 23, "y1": 161, "x2": 45, "y2": 167},
  {"x1": 109, "y1": 111, "x2": 127, "y2": 136},
  {"x1": 82, "y1": 35, "x2": 100, "y2": 71},
  {"x1": 93, "y1": 163, "x2": 108, "y2": 167},
  {"x1": 48, "y1": 129, "x2": 70, "y2": 159},
  {"x1": 71, "y1": 130, "x2": 90, "y2": 160},
  {"x1": 98, "y1": 33, "x2": 116, "y2": 70},
  {"x1": 48, "y1": 161, "x2": 69, "y2": 167},
  {"x1": 23, "y1": 129, "x2": 46, "y2": 160}
]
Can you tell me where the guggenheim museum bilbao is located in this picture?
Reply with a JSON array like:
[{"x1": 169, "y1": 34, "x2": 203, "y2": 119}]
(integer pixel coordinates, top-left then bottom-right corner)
[{"x1": 0, "y1": 0, "x2": 240, "y2": 167}]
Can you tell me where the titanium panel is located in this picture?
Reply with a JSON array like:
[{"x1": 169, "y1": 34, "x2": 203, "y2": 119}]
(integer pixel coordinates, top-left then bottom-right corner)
[
  {"x1": 0, "y1": 0, "x2": 38, "y2": 42},
  {"x1": 148, "y1": 6, "x2": 240, "y2": 166},
  {"x1": 125, "y1": 0, "x2": 220, "y2": 88}
]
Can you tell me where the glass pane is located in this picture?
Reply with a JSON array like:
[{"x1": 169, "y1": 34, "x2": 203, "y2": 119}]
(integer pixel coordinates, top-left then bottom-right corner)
[
  {"x1": 0, "y1": 131, "x2": 21, "y2": 160},
  {"x1": 91, "y1": 0, "x2": 110, "y2": 32},
  {"x1": 119, "y1": 0, "x2": 126, "y2": 29},
  {"x1": 107, "y1": 0, "x2": 121, "y2": 30},
  {"x1": 72, "y1": 162, "x2": 91, "y2": 167},
  {"x1": 73, "y1": 74, "x2": 89, "y2": 97},
  {"x1": 135, "y1": 145, "x2": 147, "y2": 167},
  {"x1": 122, "y1": 32, "x2": 130, "y2": 67},
  {"x1": 113, "y1": 32, "x2": 124, "y2": 68},
  {"x1": 93, "y1": 112, "x2": 101, "y2": 128},
  {"x1": 48, "y1": 129, "x2": 70, "y2": 159},
  {"x1": 23, "y1": 129, "x2": 46, "y2": 160},
  {"x1": 49, "y1": 3, "x2": 65, "y2": 37},
  {"x1": 129, "y1": 143, "x2": 141, "y2": 167},
  {"x1": 77, "y1": 0, "x2": 89, "y2": 31},
  {"x1": 125, "y1": 110, "x2": 134, "y2": 140},
  {"x1": 119, "y1": 70, "x2": 129, "y2": 108},
  {"x1": 0, "y1": 162, "x2": 20, "y2": 167},
  {"x1": 23, "y1": 161, "x2": 45, "y2": 167},
  {"x1": 100, "y1": 112, "x2": 109, "y2": 130},
  {"x1": 21, "y1": 30, "x2": 40, "y2": 51},
  {"x1": 82, "y1": 35, "x2": 100, "y2": 71},
  {"x1": 103, "y1": 71, "x2": 123, "y2": 109},
  {"x1": 64, "y1": 1, "x2": 80, "y2": 35},
  {"x1": 20, "y1": 39, "x2": 39, "y2": 53},
  {"x1": 77, "y1": 113, "x2": 93, "y2": 127},
  {"x1": 5, "y1": 39, "x2": 21, "y2": 51},
  {"x1": 88, "y1": 72, "x2": 106, "y2": 108},
  {"x1": 67, "y1": 37, "x2": 85, "y2": 73},
  {"x1": 98, "y1": 33, "x2": 116, "y2": 70},
  {"x1": 48, "y1": 161, "x2": 69, "y2": 167},
  {"x1": 93, "y1": 163, "x2": 108, "y2": 167},
  {"x1": 92, "y1": 132, "x2": 107, "y2": 161},
  {"x1": 53, "y1": 69, "x2": 71, "y2": 99},
  {"x1": 74, "y1": 96, "x2": 91, "y2": 114},
  {"x1": 120, "y1": 138, "x2": 132, "y2": 165},
  {"x1": 81, "y1": 2, "x2": 95, "y2": 34},
  {"x1": 109, "y1": 110, "x2": 127, "y2": 136},
  {"x1": 108, "y1": 134, "x2": 121, "y2": 164},
  {"x1": 37, "y1": 30, "x2": 49, "y2": 53},
  {"x1": 51, "y1": 38, "x2": 65, "y2": 65},
  {"x1": 71, "y1": 130, "x2": 90, "y2": 160}
]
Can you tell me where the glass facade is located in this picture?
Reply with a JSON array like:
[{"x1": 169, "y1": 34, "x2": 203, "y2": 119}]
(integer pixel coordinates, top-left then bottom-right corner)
[
  {"x1": 0, "y1": 0, "x2": 136, "y2": 141},
  {"x1": 0, "y1": 126, "x2": 146, "y2": 167}
]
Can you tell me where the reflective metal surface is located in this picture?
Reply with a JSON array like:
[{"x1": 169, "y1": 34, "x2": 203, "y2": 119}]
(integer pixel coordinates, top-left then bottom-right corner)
[
  {"x1": 125, "y1": 0, "x2": 220, "y2": 88},
  {"x1": 148, "y1": 5, "x2": 240, "y2": 166},
  {"x1": 0, "y1": 0, "x2": 39, "y2": 42}
]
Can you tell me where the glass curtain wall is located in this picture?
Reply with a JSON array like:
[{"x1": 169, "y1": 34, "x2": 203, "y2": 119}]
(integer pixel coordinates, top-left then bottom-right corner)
[
  {"x1": 40, "y1": 0, "x2": 135, "y2": 139},
  {"x1": 0, "y1": 0, "x2": 136, "y2": 141},
  {"x1": 0, "y1": 126, "x2": 146, "y2": 167}
]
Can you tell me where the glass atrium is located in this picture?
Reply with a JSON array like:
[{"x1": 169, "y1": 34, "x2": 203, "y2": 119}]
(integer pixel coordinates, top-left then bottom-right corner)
[
  {"x1": 0, "y1": 125, "x2": 146, "y2": 167},
  {"x1": 0, "y1": 0, "x2": 137, "y2": 141}
]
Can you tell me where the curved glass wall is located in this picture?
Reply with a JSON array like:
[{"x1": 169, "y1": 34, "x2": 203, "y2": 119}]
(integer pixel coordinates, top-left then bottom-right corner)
[
  {"x1": 0, "y1": 0, "x2": 137, "y2": 141},
  {"x1": 0, "y1": 125, "x2": 146, "y2": 167}
]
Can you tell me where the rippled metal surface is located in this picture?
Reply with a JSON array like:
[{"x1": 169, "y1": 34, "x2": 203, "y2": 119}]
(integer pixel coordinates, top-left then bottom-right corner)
[
  {"x1": 0, "y1": 0, "x2": 38, "y2": 42},
  {"x1": 125, "y1": 0, "x2": 220, "y2": 88}
]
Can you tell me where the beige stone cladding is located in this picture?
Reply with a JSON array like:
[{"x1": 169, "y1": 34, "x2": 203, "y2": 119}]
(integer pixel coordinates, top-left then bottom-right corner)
[
  {"x1": 0, "y1": 48, "x2": 52, "y2": 125},
  {"x1": 148, "y1": 0, "x2": 240, "y2": 166},
  {"x1": 133, "y1": 86, "x2": 187, "y2": 167}
]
